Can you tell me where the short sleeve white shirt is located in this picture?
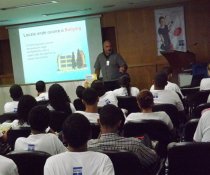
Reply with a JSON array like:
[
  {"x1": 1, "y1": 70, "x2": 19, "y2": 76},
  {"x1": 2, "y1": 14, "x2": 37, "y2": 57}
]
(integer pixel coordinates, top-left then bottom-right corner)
[
  {"x1": 150, "y1": 89, "x2": 184, "y2": 111},
  {"x1": 0, "y1": 155, "x2": 19, "y2": 175},
  {"x1": 126, "y1": 111, "x2": 173, "y2": 130},
  {"x1": 44, "y1": 151, "x2": 114, "y2": 175},
  {"x1": 35, "y1": 92, "x2": 49, "y2": 101},
  {"x1": 4, "y1": 101, "x2": 18, "y2": 113},
  {"x1": 113, "y1": 87, "x2": 140, "y2": 97},
  {"x1": 14, "y1": 133, "x2": 67, "y2": 155},
  {"x1": 200, "y1": 78, "x2": 210, "y2": 91},
  {"x1": 194, "y1": 110, "x2": 210, "y2": 142},
  {"x1": 75, "y1": 111, "x2": 99, "y2": 124},
  {"x1": 98, "y1": 91, "x2": 118, "y2": 107}
]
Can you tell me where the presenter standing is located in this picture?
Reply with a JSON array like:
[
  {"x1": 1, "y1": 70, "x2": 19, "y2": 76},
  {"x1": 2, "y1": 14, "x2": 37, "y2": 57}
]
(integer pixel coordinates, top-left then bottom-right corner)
[{"x1": 94, "y1": 40, "x2": 126, "y2": 81}]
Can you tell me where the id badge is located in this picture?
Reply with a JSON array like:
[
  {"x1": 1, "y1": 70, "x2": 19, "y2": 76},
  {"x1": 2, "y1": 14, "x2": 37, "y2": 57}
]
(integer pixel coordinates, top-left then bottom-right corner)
[{"x1": 106, "y1": 60, "x2": 110, "y2": 66}]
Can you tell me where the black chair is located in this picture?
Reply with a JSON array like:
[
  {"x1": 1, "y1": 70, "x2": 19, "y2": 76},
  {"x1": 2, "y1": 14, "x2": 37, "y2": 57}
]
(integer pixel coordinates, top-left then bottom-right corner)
[
  {"x1": 123, "y1": 120, "x2": 173, "y2": 157},
  {"x1": 73, "y1": 98, "x2": 85, "y2": 111},
  {"x1": 152, "y1": 104, "x2": 180, "y2": 128},
  {"x1": 103, "y1": 80, "x2": 120, "y2": 92},
  {"x1": 117, "y1": 96, "x2": 140, "y2": 115},
  {"x1": 0, "y1": 113, "x2": 17, "y2": 123},
  {"x1": 167, "y1": 142, "x2": 210, "y2": 175},
  {"x1": 193, "y1": 103, "x2": 210, "y2": 118},
  {"x1": 37, "y1": 100, "x2": 49, "y2": 106},
  {"x1": 182, "y1": 118, "x2": 199, "y2": 141},
  {"x1": 49, "y1": 111, "x2": 69, "y2": 132},
  {"x1": 102, "y1": 151, "x2": 144, "y2": 175},
  {"x1": 6, "y1": 151, "x2": 50, "y2": 175},
  {"x1": 7, "y1": 127, "x2": 31, "y2": 150}
]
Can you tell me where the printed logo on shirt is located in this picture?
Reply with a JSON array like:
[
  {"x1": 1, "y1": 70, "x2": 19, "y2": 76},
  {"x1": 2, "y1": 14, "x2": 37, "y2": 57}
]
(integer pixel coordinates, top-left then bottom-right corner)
[
  {"x1": 153, "y1": 93, "x2": 158, "y2": 98},
  {"x1": 105, "y1": 99, "x2": 111, "y2": 104},
  {"x1": 28, "y1": 144, "x2": 35, "y2": 151},
  {"x1": 73, "y1": 167, "x2": 82, "y2": 175},
  {"x1": 13, "y1": 108, "x2": 17, "y2": 112}
]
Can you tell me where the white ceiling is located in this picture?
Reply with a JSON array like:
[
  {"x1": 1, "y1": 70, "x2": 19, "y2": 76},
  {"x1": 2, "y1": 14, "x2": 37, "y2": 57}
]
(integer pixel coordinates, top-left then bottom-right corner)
[{"x1": 0, "y1": 0, "x2": 189, "y2": 26}]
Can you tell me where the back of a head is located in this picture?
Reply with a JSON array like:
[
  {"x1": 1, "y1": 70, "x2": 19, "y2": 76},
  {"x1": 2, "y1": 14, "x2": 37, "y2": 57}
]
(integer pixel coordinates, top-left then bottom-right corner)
[
  {"x1": 28, "y1": 105, "x2": 50, "y2": 132},
  {"x1": 162, "y1": 66, "x2": 173, "y2": 80},
  {"x1": 99, "y1": 104, "x2": 124, "y2": 128},
  {"x1": 76, "y1": 86, "x2": 85, "y2": 99},
  {"x1": 82, "y1": 88, "x2": 98, "y2": 105},
  {"x1": 10, "y1": 84, "x2": 23, "y2": 101},
  {"x1": 49, "y1": 84, "x2": 71, "y2": 113},
  {"x1": 17, "y1": 95, "x2": 37, "y2": 124},
  {"x1": 137, "y1": 89, "x2": 154, "y2": 109},
  {"x1": 63, "y1": 113, "x2": 91, "y2": 148},
  {"x1": 119, "y1": 75, "x2": 131, "y2": 96},
  {"x1": 154, "y1": 72, "x2": 168, "y2": 90},
  {"x1": 91, "y1": 80, "x2": 105, "y2": 97},
  {"x1": 36, "y1": 80, "x2": 46, "y2": 93}
]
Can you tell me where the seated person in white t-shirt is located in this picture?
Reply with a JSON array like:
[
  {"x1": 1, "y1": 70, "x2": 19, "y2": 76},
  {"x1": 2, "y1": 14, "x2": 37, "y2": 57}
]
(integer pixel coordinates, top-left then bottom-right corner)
[
  {"x1": 15, "y1": 105, "x2": 67, "y2": 155},
  {"x1": 150, "y1": 67, "x2": 184, "y2": 98},
  {"x1": 4, "y1": 84, "x2": 23, "y2": 113},
  {"x1": 44, "y1": 113, "x2": 114, "y2": 175},
  {"x1": 193, "y1": 110, "x2": 210, "y2": 142},
  {"x1": 0, "y1": 155, "x2": 19, "y2": 175},
  {"x1": 150, "y1": 72, "x2": 184, "y2": 112},
  {"x1": 200, "y1": 63, "x2": 210, "y2": 91},
  {"x1": 113, "y1": 75, "x2": 140, "y2": 97},
  {"x1": 76, "y1": 88, "x2": 99, "y2": 124},
  {"x1": 35, "y1": 80, "x2": 49, "y2": 102},
  {"x1": 126, "y1": 89, "x2": 173, "y2": 130},
  {"x1": 91, "y1": 80, "x2": 118, "y2": 107},
  {"x1": 47, "y1": 83, "x2": 76, "y2": 114},
  {"x1": 73, "y1": 85, "x2": 85, "y2": 111}
]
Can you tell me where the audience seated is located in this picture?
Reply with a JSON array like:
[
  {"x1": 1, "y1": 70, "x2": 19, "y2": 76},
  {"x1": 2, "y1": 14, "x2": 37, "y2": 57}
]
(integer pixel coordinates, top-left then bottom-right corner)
[
  {"x1": 194, "y1": 110, "x2": 210, "y2": 142},
  {"x1": 14, "y1": 105, "x2": 67, "y2": 155},
  {"x1": 88, "y1": 104, "x2": 158, "y2": 173},
  {"x1": 76, "y1": 88, "x2": 99, "y2": 124},
  {"x1": 4, "y1": 84, "x2": 23, "y2": 113},
  {"x1": 150, "y1": 71, "x2": 184, "y2": 112},
  {"x1": 35, "y1": 80, "x2": 48, "y2": 102},
  {"x1": 0, "y1": 155, "x2": 19, "y2": 175},
  {"x1": 126, "y1": 89, "x2": 173, "y2": 130},
  {"x1": 113, "y1": 75, "x2": 139, "y2": 97},
  {"x1": 73, "y1": 85, "x2": 85, "y2": 111},
  {"x1": 200, "y1": 63, "x2": 210, "y2": 91},
  {"x1": 91, "y1": 80, "x2": 118, "y2": 107},
  {"x1": 44, "y1": 113, "x2": 114, "y2": 175},
  {"x1": 48, "y1": 84, "x2": 76, "y2": 114},
  {"x1": 150, "y1": 67, "x2": 184, "y2": 98}
]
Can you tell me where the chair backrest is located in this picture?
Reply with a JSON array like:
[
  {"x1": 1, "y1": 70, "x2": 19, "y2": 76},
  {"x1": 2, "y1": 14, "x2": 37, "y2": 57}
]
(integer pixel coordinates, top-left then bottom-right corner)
[
  {"x1": 193, "y1": 103, "x2": 210, "y2": 118},
  {"x1": 73, "y1": 98, "x2": 85, "y2": 111},
  {"x1": 49, "y1": 111, "x2": 69, "y2": 132},
  {"x1": 117, "y1": 96, "x2": 140, "y2": 115},
  {"x1": 102, "y1": 151, "x2": 144, "y2": 175},
  {"x1": 7, "y1": 127, "x2": 31, "y2": 150},
  {"x1": 6, "y1": 151, "x2": 50, "y2": 175},
  {"x1": 0, "y1": 113, "x2": 17, "y2": 124},
  {"x1": 168, "y1": 142, "x2": 210, "y2": 175},
  {"x1": 152, "y1": 104, "x2": 180, "y2": 128},
  {"x1": 183, "y1": 118, "x2": 199, "y2": 141},
  {"x1": 103, "y1": 80, "x2": 120, "y2": 92},
  {"x1": 189, "y1": 90, "x2": 210, "y2": 109},
  {"x1": 37, "y1": 100, "x2": 49, "y2": 106}
]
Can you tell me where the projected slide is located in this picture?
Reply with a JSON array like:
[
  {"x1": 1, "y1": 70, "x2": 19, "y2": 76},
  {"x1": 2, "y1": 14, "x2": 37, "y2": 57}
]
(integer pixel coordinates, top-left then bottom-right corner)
[{"x1": 19, "y1": 20, "x2": 91, "y2": 83}]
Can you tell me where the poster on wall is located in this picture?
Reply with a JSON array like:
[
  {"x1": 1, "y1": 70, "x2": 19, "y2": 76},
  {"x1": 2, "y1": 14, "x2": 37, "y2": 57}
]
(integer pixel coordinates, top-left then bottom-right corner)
[{"x1": 154, "y1": 6, "x2": 187, "y2": 56}]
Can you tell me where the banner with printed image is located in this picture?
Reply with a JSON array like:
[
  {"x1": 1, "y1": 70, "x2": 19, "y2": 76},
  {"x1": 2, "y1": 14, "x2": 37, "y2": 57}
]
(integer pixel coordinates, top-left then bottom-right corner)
[{"x1": 154, "y1": 6, "x2": 186, "y2": 55}]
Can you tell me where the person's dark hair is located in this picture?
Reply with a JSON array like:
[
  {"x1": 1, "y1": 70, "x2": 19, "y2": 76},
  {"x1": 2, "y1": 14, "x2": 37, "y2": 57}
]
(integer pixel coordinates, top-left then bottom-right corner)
[
  {"x1": 91, "y1": 80, "x2": 105, "y2": 97},
  {"x1": 63, "y1": 113, "x2": 91, "y2": 148},
  {"x1": 99, "y1": 104, "x2": 124, "y2": 128},
  {"x1": 82, "y1": 88, "x2": 98, "y2": 105},
  {"x1": 28, "y1": 105, "x2": 50, "y2": 132},
  {"x1": 17, "y1": 95, "x2": 37, "y2": 125},
  {"x1": 36, "y1": 80, "x2": 46, "y2": 93},
  {"x1": 159, "y1": 16, "x2": 165, "y2": 23},
  {"x1": 119, "y1": 75, "x2": 131, "y2": 96},
  {"x1": 48, "y1": 84, "x2": 72, "y2": 114},
  {"x1": 161, "y1": 67, "x2": 173, "y2": 76},
  {"x1": 76, "y1": 86, "x2": 85, "y2": 99},
  {"x1": 137, "y1": 89, "x2": 154, "y2": 109},
  {"x1": 9, "y1": 84, "x2": 23, "y2": 101},
  {"x1": 154, "y1": 72, "x2": 168, "y2": 89}
]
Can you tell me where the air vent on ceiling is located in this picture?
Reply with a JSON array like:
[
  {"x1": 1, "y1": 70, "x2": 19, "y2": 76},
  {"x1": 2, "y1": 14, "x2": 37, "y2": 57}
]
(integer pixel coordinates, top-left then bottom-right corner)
[
  {"x1": 103, "y1": 5, "x2": 116, "y2": 8},
  {"x1": 0, "y1": 20, "x2": 9, "y2": 22}
]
